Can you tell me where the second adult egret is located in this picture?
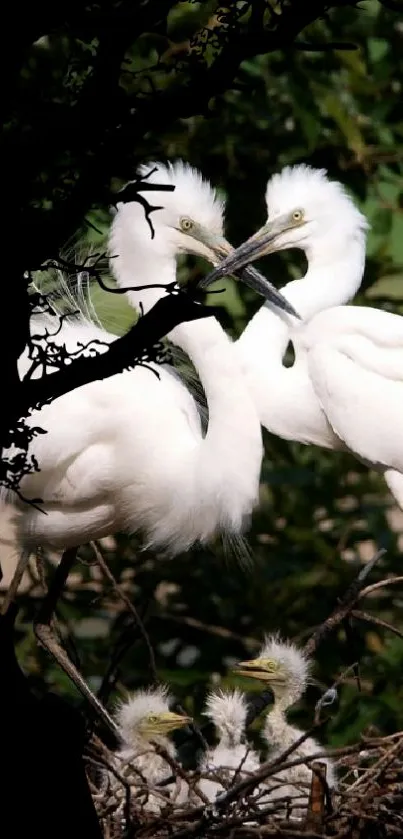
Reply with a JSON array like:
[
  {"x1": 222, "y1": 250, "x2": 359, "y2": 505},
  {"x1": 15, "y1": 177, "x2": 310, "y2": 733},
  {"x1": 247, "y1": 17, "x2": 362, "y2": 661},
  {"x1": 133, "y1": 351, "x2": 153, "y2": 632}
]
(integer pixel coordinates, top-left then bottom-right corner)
[{"x1": 202, "y1": 165, "x2": 403, "y2": 508}]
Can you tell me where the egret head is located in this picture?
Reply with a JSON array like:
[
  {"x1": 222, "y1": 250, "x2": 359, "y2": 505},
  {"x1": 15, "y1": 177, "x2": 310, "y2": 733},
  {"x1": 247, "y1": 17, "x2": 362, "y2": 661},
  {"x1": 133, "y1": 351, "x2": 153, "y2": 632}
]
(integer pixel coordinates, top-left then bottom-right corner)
[
  {"x1": 135, "y1": 160, "x2": 226, "y2": 261},
  {"x1": 202, "y1": 164, "x2": 368, "y2": 282},
  {"x1": 115, "y1": 685, "x2": 191, "y2": 745},
  {"x1": 203, "y1": 688, "x2": 248, "y2": 746},
  {"x1": 110, "y1": 160, "x2": 298, "y2": 315},
  {"x1": 233, "y1": 634, "x2": 310, "y2": 705}
]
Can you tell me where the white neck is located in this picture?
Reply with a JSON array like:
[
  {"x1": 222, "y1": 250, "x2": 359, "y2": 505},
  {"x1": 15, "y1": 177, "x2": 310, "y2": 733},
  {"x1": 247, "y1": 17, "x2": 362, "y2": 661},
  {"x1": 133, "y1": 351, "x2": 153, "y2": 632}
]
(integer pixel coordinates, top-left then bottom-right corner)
[
  {"x1": 263, "y1": 681, "x2": 301, "y2": 743},
  {"x1": 274, "y1": 686, "x2": 300, "y2": 713},
  {"x1": 110, "y1": 205, "x2": 176, "y2": 315},
  {"x1": 238, "y1": 233, "x2": 365, "y2": 361},
  {"x1": 217, "y1": 727, "x2": 242, "y2": 750},
  {"x1": 235, "y1": 233, "x2": 365, "y2": 446},
  {"x1": 119, "y1": 731, "x2": 175, "y2": 758},
  {"x1": 262, "y1": 703, "x2": 291, "y2": 751},
  {"x1": 110, "y1": 207, "x2": 263, "y2": 539}
]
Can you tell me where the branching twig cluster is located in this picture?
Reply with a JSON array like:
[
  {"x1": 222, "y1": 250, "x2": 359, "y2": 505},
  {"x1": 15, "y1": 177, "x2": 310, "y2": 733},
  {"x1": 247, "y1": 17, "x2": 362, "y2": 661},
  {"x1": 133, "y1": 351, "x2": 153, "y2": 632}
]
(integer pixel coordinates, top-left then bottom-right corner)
[
  {"x1": 54, "y1": 545, "x2": 403, "y2": 838},
  {"x1": 87, "y1": 728, "x2": 403, "y2": 838},
  {"x1": 0, "y1": 264, "x2": 211, "y2": 498},
  {"x1": 2, "y1": 0, "x2": 390, "y2": 471}
]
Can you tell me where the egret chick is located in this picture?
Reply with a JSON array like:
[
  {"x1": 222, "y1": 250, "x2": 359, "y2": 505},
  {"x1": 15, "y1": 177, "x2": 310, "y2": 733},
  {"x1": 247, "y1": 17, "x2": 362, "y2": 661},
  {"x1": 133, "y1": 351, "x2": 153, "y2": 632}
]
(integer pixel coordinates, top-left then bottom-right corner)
[
  {"x1": 235, "y1": 635, "x2": 336, "y2": 818},
  {"x1": 113, "y1": 685, "x2": 191, "y2": 812},
  {"x1": 199, "y1": 688, "x2": 260, "y2": 802}
]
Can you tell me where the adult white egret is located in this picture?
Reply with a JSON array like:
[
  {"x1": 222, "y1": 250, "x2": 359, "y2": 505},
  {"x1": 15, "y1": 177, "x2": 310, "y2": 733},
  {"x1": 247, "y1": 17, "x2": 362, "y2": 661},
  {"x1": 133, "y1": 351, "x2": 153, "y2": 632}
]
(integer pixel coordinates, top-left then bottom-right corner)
[
  {"x1": 202, "y1": 165, "x2": 366, "y2": 447},
  {"x1": 234, "y1": 635, "x2": 336, "y2": 818},
  {"x1": 199, "y1": 688, "x2": 260, "y2": 801},
  {"x1": 5, "y1": 161, "x2": 293, "y2": 562},
  {"x1": 202, "y1": 164, "x2": 403, "y2": 509},
  {"x1": 112, "y1": 685, "x2": 191, "y2": 812}
]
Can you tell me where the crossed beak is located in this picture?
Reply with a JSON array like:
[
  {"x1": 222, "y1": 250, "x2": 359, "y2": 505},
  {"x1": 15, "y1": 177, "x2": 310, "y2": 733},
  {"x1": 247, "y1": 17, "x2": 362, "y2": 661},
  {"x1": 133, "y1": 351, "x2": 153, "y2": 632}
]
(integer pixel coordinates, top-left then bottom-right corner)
[{"x1": 199, "y1": 214, "x2": 306, "y2": 319}]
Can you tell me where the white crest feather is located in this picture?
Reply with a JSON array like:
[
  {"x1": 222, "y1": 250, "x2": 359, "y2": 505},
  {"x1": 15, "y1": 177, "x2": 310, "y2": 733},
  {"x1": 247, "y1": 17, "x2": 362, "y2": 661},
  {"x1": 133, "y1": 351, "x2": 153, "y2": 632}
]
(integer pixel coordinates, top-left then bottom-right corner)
[
  {"x1": 135, "y1": 160, "x2": 225, "y2": 236},
  {"x1": 265, "y1": 163, "x2": 368, "y2": 233},
  {"x1": 204, "y1": 688, "x2": 248, "y2": 744},
  {"x1": 259, "y1": 633, "x2": 311, "y2": 696},
  {"x1": 115, "y1": 685, "x2": 171, "y2": 742}
]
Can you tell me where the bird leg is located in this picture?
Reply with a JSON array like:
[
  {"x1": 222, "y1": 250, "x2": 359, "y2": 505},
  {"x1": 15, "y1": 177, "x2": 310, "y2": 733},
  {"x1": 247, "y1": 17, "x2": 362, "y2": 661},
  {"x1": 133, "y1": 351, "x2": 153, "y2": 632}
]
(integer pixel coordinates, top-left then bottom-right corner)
[
  {"x1": 1, "y1": 549, "x2": 31, "y2": 615},
  {"x1": 34, "y1": 547, "x2": 118, "y2": 735}
]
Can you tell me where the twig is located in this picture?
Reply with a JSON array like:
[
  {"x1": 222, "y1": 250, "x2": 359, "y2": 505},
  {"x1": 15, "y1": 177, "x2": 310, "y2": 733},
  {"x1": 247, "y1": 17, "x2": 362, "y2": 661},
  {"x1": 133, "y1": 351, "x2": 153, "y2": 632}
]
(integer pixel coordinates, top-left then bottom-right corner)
[
  {"x1": 34, "y1": 548, "x2": 118, "y2": 734},
  {"x1": 350, "y1": 609, "x2": 403, "y2": 640},
  {"x1": 359, "y1": 576, "x2": 403, "y2": 600},
  {"x1": 151, "y1": 741, "x2": 210, "y2": 805},
  {"x1": 163, "y1": 613, "x2": 259, "y2": 649},
  {"x1": 347, "y1": 735, "x2": 403, "y2": 791},
  {"x1": 303, "y1": 549, "x2": 386, "y2": 657},
  {"x1": 91, "y1": 541, "x2": 158, "y2": 683}
]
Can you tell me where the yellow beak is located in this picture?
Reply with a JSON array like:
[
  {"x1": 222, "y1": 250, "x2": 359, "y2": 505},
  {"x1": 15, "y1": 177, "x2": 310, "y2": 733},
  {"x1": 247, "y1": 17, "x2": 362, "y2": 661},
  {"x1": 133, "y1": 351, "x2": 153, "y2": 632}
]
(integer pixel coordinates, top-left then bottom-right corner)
[
  {"x1": 160, "y1": 711, "x2": 192, "y2": 730},
  {"x1": 233, "y1": 658, "x2": 284, "y2": 683}
]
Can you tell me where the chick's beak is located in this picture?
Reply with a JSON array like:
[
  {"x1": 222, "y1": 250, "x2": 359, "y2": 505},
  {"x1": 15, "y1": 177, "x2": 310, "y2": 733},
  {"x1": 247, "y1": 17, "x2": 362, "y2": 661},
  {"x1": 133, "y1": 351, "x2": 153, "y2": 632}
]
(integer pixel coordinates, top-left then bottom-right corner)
[
  {"x1": 162, "y1": 711, "x2": 192, "y2": 730},
  {"x1": 199, "y1": 228, "x2": 300, "y2": 319},
  {"x1": 233, "y1": 658, "x2": 279, "y2": 682}
]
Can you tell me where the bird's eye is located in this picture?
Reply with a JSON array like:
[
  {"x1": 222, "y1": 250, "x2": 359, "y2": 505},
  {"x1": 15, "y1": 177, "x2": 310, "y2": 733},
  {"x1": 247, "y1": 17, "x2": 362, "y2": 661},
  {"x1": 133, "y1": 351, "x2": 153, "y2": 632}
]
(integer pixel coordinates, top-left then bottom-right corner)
[
  {"x1": 292, "y1": 209, "x2": 304, "y2": 223},
  {"x1": 180, "y1": 217, "x2": 194, "y2": 232},
  {"x1": 148, "y1": 714, "x2": 158, "y2": 723}
]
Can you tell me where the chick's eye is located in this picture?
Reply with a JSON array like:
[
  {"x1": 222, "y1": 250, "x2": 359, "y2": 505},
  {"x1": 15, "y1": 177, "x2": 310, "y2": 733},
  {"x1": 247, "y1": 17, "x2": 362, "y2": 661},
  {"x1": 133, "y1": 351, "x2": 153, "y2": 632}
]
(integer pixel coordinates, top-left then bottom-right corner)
[
  {"x1": 292, "y1": 209, "x2": 304, "y2": 223},
  {"x1": 180, "y1": 217, "x2": 194, "y2": 232}
]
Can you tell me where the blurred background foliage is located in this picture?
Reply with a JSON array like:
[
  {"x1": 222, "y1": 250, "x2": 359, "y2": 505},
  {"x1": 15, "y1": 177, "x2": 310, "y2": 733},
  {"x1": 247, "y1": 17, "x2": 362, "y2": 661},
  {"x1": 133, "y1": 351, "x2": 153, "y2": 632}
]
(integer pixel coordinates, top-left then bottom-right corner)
[{"x1": 7, "y1": 0, "x2": 403, "y2": 761}]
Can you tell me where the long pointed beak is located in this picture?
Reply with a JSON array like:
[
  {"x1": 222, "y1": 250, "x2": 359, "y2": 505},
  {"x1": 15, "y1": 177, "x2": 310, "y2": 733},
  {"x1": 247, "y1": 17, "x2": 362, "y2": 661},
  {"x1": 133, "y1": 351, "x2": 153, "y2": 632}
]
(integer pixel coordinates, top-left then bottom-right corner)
[
  {"x1": 233, "y1": 659, "x2": 272, "y2": 681},
  {"x1": 238, "y1": 265, "x2": 300, "y2": 318},
  {"x1": 165, "y1": 711, "x2": 192, "y2": 726},
  {"x1": 233, "y1": 658, "x2": 286, "y2": 684},
  {"x1": 198, "y1": 223, "x2": 301, "y2": 319}
]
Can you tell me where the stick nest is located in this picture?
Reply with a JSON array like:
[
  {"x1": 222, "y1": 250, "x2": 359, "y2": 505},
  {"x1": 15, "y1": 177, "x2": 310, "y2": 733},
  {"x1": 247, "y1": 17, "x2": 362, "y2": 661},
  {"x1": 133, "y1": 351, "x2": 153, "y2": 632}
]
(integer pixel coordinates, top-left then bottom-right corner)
[{"x1": 86, "y1": 727, "x2": 403, "y2": 839}]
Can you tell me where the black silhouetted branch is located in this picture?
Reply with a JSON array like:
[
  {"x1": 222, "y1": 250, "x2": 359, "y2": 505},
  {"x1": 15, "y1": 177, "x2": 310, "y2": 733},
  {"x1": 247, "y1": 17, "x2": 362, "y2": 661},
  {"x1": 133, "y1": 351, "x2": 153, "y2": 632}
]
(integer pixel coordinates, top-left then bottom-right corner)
[
  {"x1": 1, "y1": 0, "x2": 397, "y2": 493},
  {"x1": 18, "y1": 293, "x2": 211, "y2": 422}
]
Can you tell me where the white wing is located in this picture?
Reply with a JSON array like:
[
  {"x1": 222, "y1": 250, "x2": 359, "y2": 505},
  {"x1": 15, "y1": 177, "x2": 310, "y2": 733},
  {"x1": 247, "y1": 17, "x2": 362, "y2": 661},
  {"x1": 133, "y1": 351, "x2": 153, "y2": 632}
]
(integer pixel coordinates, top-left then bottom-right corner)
[
  {"x1": 11, "y1": 316, "x2": 204, "y2": 550},
  {"x1": 304, "y1": 306, "x2": 403, "y2": 472}
]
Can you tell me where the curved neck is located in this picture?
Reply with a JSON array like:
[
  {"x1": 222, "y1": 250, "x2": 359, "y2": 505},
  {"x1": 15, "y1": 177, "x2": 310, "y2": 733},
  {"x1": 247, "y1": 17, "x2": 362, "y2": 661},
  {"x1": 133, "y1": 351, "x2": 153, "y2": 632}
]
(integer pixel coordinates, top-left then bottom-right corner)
[
  {"x1": 110, "y1": 206, "x2": 262, "y2": 532},
  {"x1": 263, "y1": 685, "x2": 299, "y2": 738},
  {"x1": 110, "y1": 204, "x2": 176, "y2": 315},
  {"x1": 110, "y1": 205, "x2": 229, "y2": 358},
  {"x1": 111, "y1": 212, "x2": 243, "y2": 379},
  {"x1": 234, "y1": 235, "x2": 365, "y2": 446},
  {"x1": 237, "y1": 233, "x2": 366, "y2": 363}
]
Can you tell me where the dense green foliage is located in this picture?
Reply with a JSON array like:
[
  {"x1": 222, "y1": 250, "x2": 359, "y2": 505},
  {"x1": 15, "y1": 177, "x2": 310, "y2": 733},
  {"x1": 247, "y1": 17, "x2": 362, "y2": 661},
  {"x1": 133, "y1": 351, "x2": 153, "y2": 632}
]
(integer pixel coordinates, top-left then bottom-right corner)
[{"x1": 9, "y1": 0, "x2": 403, "y2": 761}]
